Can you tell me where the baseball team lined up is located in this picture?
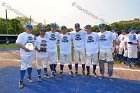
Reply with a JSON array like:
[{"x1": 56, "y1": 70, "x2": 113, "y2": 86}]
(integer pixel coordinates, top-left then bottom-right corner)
[{"x1": 16, "y1": 23, "x2": 140, "y2": 89}]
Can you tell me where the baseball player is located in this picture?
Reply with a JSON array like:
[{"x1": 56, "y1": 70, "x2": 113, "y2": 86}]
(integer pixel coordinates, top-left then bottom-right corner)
[
  {"x1": 126, "y1": 26, "x2": 138, "y2": 68},
  {"x1": 16, "y1": 24, "x2": 35, "y2": 89},
  {"x1": 45, "y1": 23, "x2": 59, "y2": 77},
  {"x1": 111, "y1": 28, "x2": 119, "y2": 59},
  {"x1": 84, "y1": 25, "x2": 99, "y2": 77},
  {"x1": 35, "y1": 27, "x2": 49, "y2": 82},
  {"x1": 138, "y1": 30, "x2": 140, "y2": 61},
  {"x1": 97, "y1": 24, "x2": 117, "y2": 80},
  {"x1": 118, "y1": 30, "x2": 128, "y2": 63},
  {"x1": 71, "y1": 23, "x2": 86, "y2": 76},
  {"x1": 59, "y1": 25, "x2": 74, "y2": 77}
]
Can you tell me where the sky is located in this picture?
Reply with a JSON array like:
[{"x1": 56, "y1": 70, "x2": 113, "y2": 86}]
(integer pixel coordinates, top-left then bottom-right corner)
[{"x1": 0, "y1": 0, "x2": 140, "y2": 28}]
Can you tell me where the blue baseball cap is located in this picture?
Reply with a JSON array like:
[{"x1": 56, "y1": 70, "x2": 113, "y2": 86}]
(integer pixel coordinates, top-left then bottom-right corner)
[
  {"x1": 130, "y1": 26, "x2": 137, "y2": 31},
  {"x1": 112, "y1": 28, "x2": 118, "y2": 31},
  {"x1": 122, "y1": 30, "x2": 127, "y2": 33},
  {"x1": 84, "y1": 25, "x2": 91, "y2": 29},
  {"x1": 51, "y1": 23, "x2": 57, "y2": 28},
  {"x1": 95, "y1": 30, "x2": 99, "y2": 32},
  {"x1": 128, "y1": 29, "x2": 131, "y2": 33},
  {"x1": 98, "y1": 24, "x2": 105, "y2": 28},
  {"x1": 40, "y1": 27, "x2": 46, "y2": 32},
  {"x1": 137, "y1": 30, "x2": 140, "y2": 33},
  {"x1": 26, "y1": 24, "x2": 33, "y2": 29},
  {"x1": 61, "y1": 25, "x2": 67, "y2": 30},
  {"x1": 75, "y1": 23, "x2": 80, "y2": 27}
]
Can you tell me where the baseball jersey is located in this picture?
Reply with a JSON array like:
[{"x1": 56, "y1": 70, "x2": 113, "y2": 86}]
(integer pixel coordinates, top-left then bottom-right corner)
[
  {"x1": 98, "y1": 31, "x2": 116, "y2": 51},
  {"x1": 59, "y1": 33, "x2": 72, "y2": 54},
  {"x1": 16, "y1": 32, "x2": 34, "y2": 56},
  {"x1": 138, "y1": 34, "x2": 140, "y2": 47},
  {"x1": 126, "y1": 33, "x2": 138, "y2": 48},
  {"x1": 113, "y1": 32, "x2": 118, "y2": 41},
  {"x1": 118, "y1": 34, "x2": 126, "y2": 48},
  {"x1": 85, "y1": 32, "x2": 99, "y2": 54},
  {"x1": 71, "y1": 30, "x2": 86, "y2": 51},
  {"x1": 45, "y1": 31, "x2": 60, "y2": 52},
  {"x1": 35, "y1": 36, "x2": 48, "y2": 58}
]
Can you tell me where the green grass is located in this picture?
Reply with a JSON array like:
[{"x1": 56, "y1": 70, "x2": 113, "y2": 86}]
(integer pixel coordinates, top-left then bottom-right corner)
[{"x1": 0, "y1": 43, "x2": 17, "y2": 48}]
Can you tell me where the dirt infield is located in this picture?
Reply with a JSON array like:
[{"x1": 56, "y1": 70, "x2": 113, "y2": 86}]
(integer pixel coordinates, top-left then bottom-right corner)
[{"x1": 0, "y1": 50, "x2": 140, "y2": 80}]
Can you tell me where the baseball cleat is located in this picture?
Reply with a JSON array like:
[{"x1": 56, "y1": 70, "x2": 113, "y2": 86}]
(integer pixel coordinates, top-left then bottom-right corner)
[
  {"x1": 82, "y1": 71, "x2": 86, "y2": 78},
  {"x1": 74, "y1": 72, "x2": 78, "y2": 76},
  {"x1": 19, "y1": 81, "x2": 24, "y2": 89},
  {"x1": 86, "y1": 72, "x2": 90, "y2": 77},
  {"x1": 70, "y1": 71, "x2": 74, "y2": 77},
  {"x1": 44, "y1": 73, "x2": 50, "y2": 78},
  {"x1": 128, "y1": 65, "x2": 132, "y2": 68},
  {"x1": 93, "y1": 72, "x2": 97, "y2": 77},
  {"x1": 38, "y1": 76, "x2": 42, "y2": 82},
  {"x1": 132, "y1": 64, "x2": 136, "y2": 67},
  {"x1": 99, "y1": 75, "x2": 104, "y2": 79},
  {"x1": 51, "y1": 72, "x2": 55, "y2": 77},
  {"x1": 27, "y1": 77, "x2": 33, "y2": 83},
  {"x1": 59, "y1": 71, "x2": 63, "y2": 78},
  {"x1": 54, "y1": 69, "x2": 57, "y2": 74},
  {"x1": 108, "y1": 76, "x2": 113, "y2": 81},
  {"x1": 121, "y1": 62, "x2": 125, "y2": 64}
]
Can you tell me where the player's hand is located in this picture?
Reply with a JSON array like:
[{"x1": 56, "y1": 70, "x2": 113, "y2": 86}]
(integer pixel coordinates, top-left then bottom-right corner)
[
  {"x1": 125, "y1": 47, "x2": 127, "y2": 50},
  {"x1": 24, "y1": 48, "x2": 31, "y2": 52},
  {"x1": 115, "y1": 48, "x2": 119, "y2": 53},
  {"x1": 35, "y1": 48, "x2": 41, "y2": 52},
  {"x1": 133, "y1": 43, "x2": 138, "y2": 45},
  {"x1": 37, "y1": 49, "x2": 41, "y2": 52}
]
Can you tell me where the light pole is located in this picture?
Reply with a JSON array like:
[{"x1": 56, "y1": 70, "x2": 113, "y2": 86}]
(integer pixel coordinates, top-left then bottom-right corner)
[{"x1": 5, "y1": 9, "x2": 8, "y2": 34}]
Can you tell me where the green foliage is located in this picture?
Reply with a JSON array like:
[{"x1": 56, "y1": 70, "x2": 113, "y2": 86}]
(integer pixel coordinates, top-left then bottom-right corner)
[
  {"x1": 0, "y1": 17, "x2": 140, "y2": 35},
  {"x1": 0, "y1": 17, "x2": 24, "y2": 34}
]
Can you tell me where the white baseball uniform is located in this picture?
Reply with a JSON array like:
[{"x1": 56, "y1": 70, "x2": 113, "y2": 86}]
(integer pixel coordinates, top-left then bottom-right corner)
[
  {"x1": 59, "y1": 33, "x2": 72, "y2": 65},
  {"x1": 45, "y1": 31, "x2": 60, "y2": 64},
  {"x1": 71, "y1": 30, "x2": 86, "y2": 64},
  {"x1": 118, "y1": 34, "x2": 126, "y2": 55},
  {"x1": 16, "y1": 32, "x2": 35, "y2": 70},
  {"x1": 123, "y1": 35, "x2": 128, "y2": 57},
  {"x1": 98, "y1": 31, "x2": 116, "y2": 61},
  {"x1": 35, "y1": 36, "x2": 48, "y2": 69},
  {"x1": 113, "y1": 32, "x2": 118, "y2": 41},
  {"x1": 85, "y1": 32, "x2": 99, "y2": 66},
  {"x1": 138, "y1": 34, "x2": 140, "y2": 58},
  {"x1": 138, "y1": 34, "x2": 140, "y2": 50},
  {"x1": 126, "y1": 33, "x2": 138, "y2": 58}
]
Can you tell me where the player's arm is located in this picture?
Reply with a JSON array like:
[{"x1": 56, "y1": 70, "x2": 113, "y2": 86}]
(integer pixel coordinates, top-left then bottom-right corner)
[
  {"x1": 16, "y1": 35, "x2": 30, "y2": 52},
  {"x1": 113, "y1": 40, "x2": 118, "y2": 48},
  {"x1": 16, "y1": 43, "x2": 30, "y2": 52},
  {"x1": 34, "y1": 40, "x2": 41, "y2": 52},
  {"x1": 112, "y1": 33, "x2": 119, "y2": 53},
  {"x1": 112, "y1": 34, "x2": 119, "y2": 48},
  {"x1": 124, "y1": 42, "x2": 127, "y2": 50},
  {"x1": 118, "y1": 36, "x2": 121, "y2": 45}
]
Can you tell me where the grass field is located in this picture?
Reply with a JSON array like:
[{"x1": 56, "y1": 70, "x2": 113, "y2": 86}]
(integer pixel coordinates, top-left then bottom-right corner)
[{"x1": 0, "y1": 43, "x2": 17, "y2": 48}]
